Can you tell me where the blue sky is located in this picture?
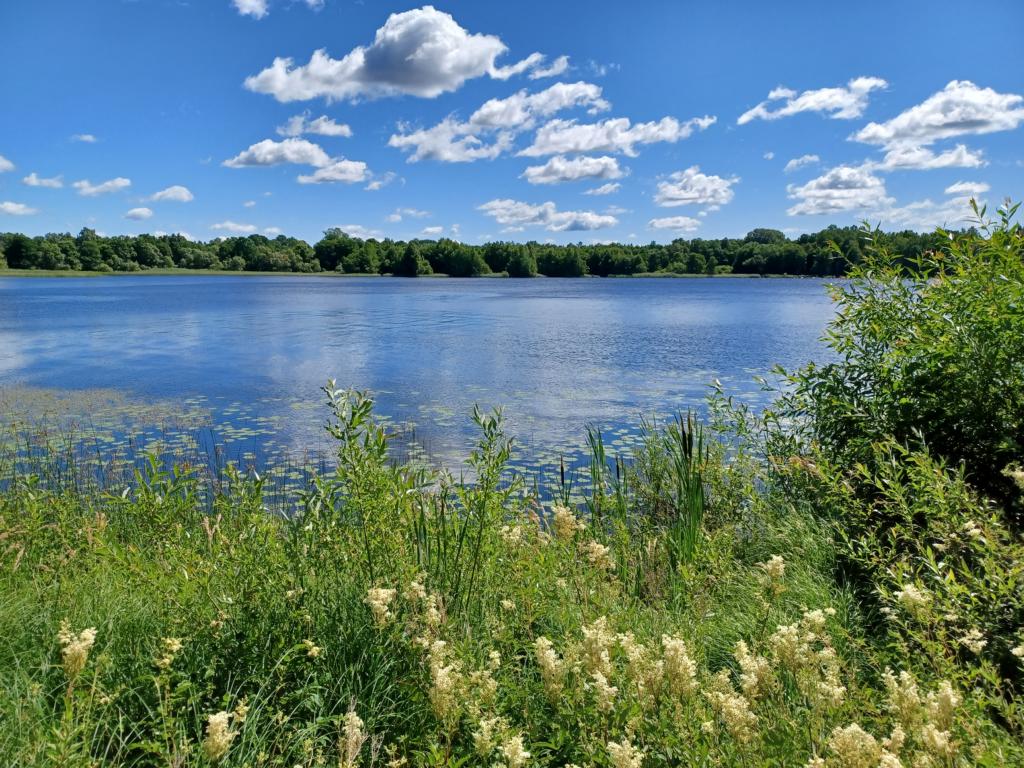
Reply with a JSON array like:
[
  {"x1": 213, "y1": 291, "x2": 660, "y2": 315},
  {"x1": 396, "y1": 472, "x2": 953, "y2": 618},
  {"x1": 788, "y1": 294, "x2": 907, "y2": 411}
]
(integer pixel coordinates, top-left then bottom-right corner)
[{"x1": 1, "y1": 0, "x2": 1022, "y2": 244}]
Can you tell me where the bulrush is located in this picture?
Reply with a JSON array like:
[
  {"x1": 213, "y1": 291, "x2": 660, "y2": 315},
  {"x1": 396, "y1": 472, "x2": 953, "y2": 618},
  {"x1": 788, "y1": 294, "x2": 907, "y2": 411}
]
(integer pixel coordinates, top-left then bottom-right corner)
[{"x1": 57, "y1": 620, "x2": 97, "y2": 679}]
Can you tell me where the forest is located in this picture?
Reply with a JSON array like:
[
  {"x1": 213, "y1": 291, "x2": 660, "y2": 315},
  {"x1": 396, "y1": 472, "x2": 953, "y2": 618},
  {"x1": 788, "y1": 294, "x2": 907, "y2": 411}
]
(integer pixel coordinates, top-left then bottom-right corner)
[{"x1": 0, "y1": 225, "x2": 948, "y2": 277}]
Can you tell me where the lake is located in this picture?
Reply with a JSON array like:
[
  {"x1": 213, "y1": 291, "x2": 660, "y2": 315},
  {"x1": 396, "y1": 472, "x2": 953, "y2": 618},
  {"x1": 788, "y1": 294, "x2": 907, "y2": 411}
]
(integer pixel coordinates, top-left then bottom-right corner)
[{"x1": 0, "y1": 275, "x2": 836, "y2": 481}]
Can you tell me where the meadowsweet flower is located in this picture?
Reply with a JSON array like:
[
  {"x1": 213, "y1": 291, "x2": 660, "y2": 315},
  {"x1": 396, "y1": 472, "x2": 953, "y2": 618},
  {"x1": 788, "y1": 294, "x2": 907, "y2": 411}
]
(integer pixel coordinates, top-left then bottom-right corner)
[
  {"x1": 1012, "y1": 643, "x2": 1024, "y2": 659},
  {"x1": 303, "y1": 639, "x2": 322, "y2": 658},
  {"x1": 500, "y1": 734, "x2": 530, "y2": 768},
  {"x1": 882, "y1": 669, "x2": 921, "y2": 727},
  {"x1": 581, "y1": 616, "x2": 614, "y2": 676},
  {"x1": 202, "y1": 711, "x2": 237, "y2": 763},
  {"x1": 805, "y1": 758, "x2": 826, "y2": 768},
  {"x1": 500, "y1": 599, "x2": 516, "y2": 612},
  {"x1": 534, "y1": 637, "x2": 565, "y2": 699},
  {"x1": 57, "y1": 621, "x2": 97, "y2": 679},
  {"x1": 488, "y1": 650, "x2": 501, "y2": 670},
  {"x1": 404, "y1": 579, "x2": 427, "y2": 603},
  {"x1": 473, "y1": 716, "x2": 503, "y2": 757},
  {"x1": 926, "y1": 681, "x2": 959, "y2": 731},
  {"x1": 661, "y1": 635, "x2": 698, "y2": 698},
  {"x1": 427, "y1": 640, "x2": 461, "y2": 725},
  {"x1": 584, "y1": 540, "x2": 615, "y2": 571},
  {"x1": 499, "y1": 524, "x2": 524, "y2": 545},
  {"x1": 705, "y1": 670, "x2": 757, "y2": 744},
  {"x1": 893, "y1": 584, "x2": 931, "y2": 618},
  {"x1": 769, "y1": 608, "x2": 844, "y2": 709},
  {"x1": 233, "y1": 699, "x2": 249, "y2": 724},
  {"x1": 590, "y1": 670, "x2": 618, "y2": 712},
  {"x1": 340, "y1": 709, "x2": 367, "y2": 768},
  {"x1": 155, "y1": 637, "x2": 183, "y2": 670},
  {"x1": 920, "y1": 723, "x2": 953, "y2": 758},
  {"x1": 882, "y1": 725, "x2": 905, "y2": 754},
  {"x1": 551, "y1": 504, "x2": 584, "y2": 540},
  {"x1": 734, "y1": 640, "x2": 772, "y2": 701},
  {"x1": 878, "y1": 751, "x2": 903, "y2": 768},
  {"x1": 827, "y1": 724, "x2": 881, "y2": 768},
  {"x1": 365, "y1": 588, "x2": 397, "y2": 626},
  {"x1": 959, "y1": 628, "x2": 986, "y2": 654},
  {"x1": 607, "y1": 737, "x2": 644, "y2": 768},
  {"x1": 1002, "y1": 464, "x2": 1024, "y2": 491},
  {"x1": 759, "y1": 555, "x2": 786, "y2": 596}
]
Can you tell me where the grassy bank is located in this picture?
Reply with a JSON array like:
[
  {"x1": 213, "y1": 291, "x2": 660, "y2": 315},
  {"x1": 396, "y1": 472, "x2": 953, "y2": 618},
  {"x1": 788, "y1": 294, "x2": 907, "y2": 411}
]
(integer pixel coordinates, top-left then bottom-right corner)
[{"x1": 1, "y1": 203, "x2": 1023, "y2": 767}]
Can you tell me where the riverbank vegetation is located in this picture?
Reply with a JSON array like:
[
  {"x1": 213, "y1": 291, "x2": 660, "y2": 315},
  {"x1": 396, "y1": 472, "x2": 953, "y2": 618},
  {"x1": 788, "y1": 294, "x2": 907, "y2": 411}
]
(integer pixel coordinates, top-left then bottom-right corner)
[
  {"x1": 0, "y1": 223, "x2": 947, "y2": 277},
  {"x1": 1, "y1": 201, "x2": 1022, "y2": 766}
]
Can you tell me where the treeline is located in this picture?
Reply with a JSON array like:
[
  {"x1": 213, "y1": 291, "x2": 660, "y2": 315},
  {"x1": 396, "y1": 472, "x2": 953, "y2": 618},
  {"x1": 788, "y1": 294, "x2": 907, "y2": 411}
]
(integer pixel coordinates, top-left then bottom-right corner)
[{"x1": 0, "y1": 226, "x2": 949, "y2": 277}]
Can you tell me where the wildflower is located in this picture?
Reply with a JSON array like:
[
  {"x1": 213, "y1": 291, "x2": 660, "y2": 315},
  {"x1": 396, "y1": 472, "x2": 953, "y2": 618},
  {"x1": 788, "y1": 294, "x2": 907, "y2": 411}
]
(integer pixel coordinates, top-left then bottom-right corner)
[
  {"x1": 340, "y1": 709, "x2": 367, "y2": 768},
  {"x1": 607, "y1": 737, "x2": 644, "y2": 768},
  {"x1": 551, "y1": 504, "x2": 584, "y2": 540},
  {"x1": 534, "y1": 637, "x2": 565, "y2": 698},
  {"x1": 882, "y1": 725, "x2": 905, "y2": 754},
  {"x1": 1002, "y1": 464, "x2": 1024, "y2": 491},
  {"x1": 500, "y1": 734, "x2": 531, "y2": 768},
  {"x1": 877, "y1": 752, "x2": 903, "y2": 768},
  {"x1": 961, "y1": 520, "x2": 983, "y2": 539},
  {"x1": 303, "y1": 639, "x2": 322, "y2": 659},
  {"x1": 734, "y1": 640, "x2": 772, "y2": 701},
  {"x1": 233, "y1": 699, "x2": 249, "y2": 724},
  {"x1": 827, "y1": 724, "x2": 881, "y2": 768},
  {"x1": 427, "y1": 640, "x2": 461, "y2": 725},
  {"x1": 769, "y1": 608, "x2": 844, "y2": 709},
  {"x1": 705, "y1": 670, "x2": 757, "y2": 745},
  {"x1": 500, "y1": 599, "x2": 516, "y2": 612},
  {"x1": 285, "y1": 588, "x2": 304, "y2": 600},
  {"x1": 499, "y1": 524, "x2": 524, "y2": 545},
  {"x1": 920, "y1": 723, "x2": 954, "y2": 758},
  {"x1": 584, "y1": 540, "x2": 615, "y2": 571},
  {"x1": 882, "y1": 669, "x2": 921, "y2": 727},
  {"x1": 488, "y1": 650, "x2": 502, "y2": 670},
  {"x1": 581, "y1": 616, "x2": 614, "y2": 675},
  {"x1": 893, "y1": 584, "x2": 931, "y2": 618},
  {"x1": 959, "y1": 628, "x2": 987, "y2": 654},
  {"x1": 473, "y1": 716, "x2": 503, "y2": 757},
  {"x1": 202, "y1": 711, "x2": 237, "y2": 763},
  {"x1": 926, "y1": 681, "x2": 959, "y2": 731},
  {"x1": 365, "y1": 588, "x2": 397, "y2": 626},
  {"x1": 57, "y1": 621, "x2": 97, "y2": 679},
  {"x1": 590, "y1": 670, "x2": 618, "y2": 713},
  {"x1": 1012, "y1": 643, "x2": 1024, "y2": 659},
  {"x1": 404, "y1": 579, "x2": 427, "y2": 603},
  {"x1": 759, "y1": 555, "x2": 786, "y2": 596},
  {"x1": 155, "y1": 637, "x2": 183, "y2": 670},
  {"x1": 805, "y1": 759, "x2": 826, "y2": 768}
]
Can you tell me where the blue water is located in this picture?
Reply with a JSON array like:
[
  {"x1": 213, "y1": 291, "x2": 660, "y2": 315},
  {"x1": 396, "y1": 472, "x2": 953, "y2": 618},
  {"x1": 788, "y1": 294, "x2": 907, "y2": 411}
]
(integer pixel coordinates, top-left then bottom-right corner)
[{"x1": 0, "y1": 275, "x2": 835, "y2": 471}]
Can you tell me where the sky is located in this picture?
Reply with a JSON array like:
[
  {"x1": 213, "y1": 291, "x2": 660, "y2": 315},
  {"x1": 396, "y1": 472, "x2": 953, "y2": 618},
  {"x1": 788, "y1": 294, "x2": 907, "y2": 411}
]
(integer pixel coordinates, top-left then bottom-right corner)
[{"x1": 0, "y1": 0, "x2": 1022, "y2": 245}]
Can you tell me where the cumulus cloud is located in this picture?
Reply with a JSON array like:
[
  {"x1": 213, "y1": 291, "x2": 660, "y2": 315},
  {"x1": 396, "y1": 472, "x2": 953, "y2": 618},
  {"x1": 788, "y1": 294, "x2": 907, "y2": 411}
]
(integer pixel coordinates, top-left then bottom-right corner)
[
  {"x1": 365, "y1": 171, "x2": 398, "y2": 191},
  {"x1": 872, "y1": 143, "x2": 985, "y2": 171},
  {"x1": 388, "y1": 81, "x2": 609, "y2": 163},
  {"x1": 297, "y1": 158, "x2": 369, "y2": 184},
  {"x1": 421, "y1": 225, "x2": 444, "y2": 236},
  {"x1": 654, "y1": 166, "x2": 738, "y2": 208},
  {"x1": 244, "y1": 6, "x2": 561, "y2": 102},
  {"x1": 71, "y1": 133, "x2": 98, "y2": 143},
  {"x1": 584, "y1": 182, "x2": 620, "y2": 196},
  {"x1": 853, "y1": 80, "x2": 1024, "y2": 147},
  {"x1": 276, "y1": 113, "x2": 353, "y2": 138},
  {"x1": 738, "y1": 76, "x2": 887, "y2": 124},
  {"x1": 334, "y1": 224, "x2": 383, "y2": 239},
  {"x1": 149, "y1": 185, "x2": 194, "y2": 202},
  {"x1": 23, "y1": 172, "x2": 63, "y2": 188},
  {"x1": 763, "y1": 151, "x2": 774, "y2": 160},
  {"x1": 529, "y1": 55, "x2": 570, "y2": 80},
  {"x1": 522, "y1": 155, "x2": 625, "y2": 185},
  {"x1": 784, "y1": 154, "x2": 819, "y2": 173},
  {"x1": 387, "y1": 207, "x2": 430, "y2": 222},
  {"x1": 944, "y1": 180, "x2": 989, "y2": 197},
  {"x1": 124, "y1": 207, "x2": 154, "y2": 220},
  {"x1": 233, "y1": 0, "x2": 268, "y2": 19},
  {"x1": 0, "y1": 201, "x2": 38, "y2": 216},
  {"x1": 73, "y1": 177, "x2": 131, "y2": 196},
  {"x1": 648, "y1": 215, "x2": 701, "y2": 233},
  {"x1": 223, "y1": 138, "x2": 332, "y2": 168},
  {"x1": 478, "y1": 198, "x2": 617, "y2": 232},
  {"x1": 520, "y1": 115, "x2": 716, "y2": 157},
  {"x1": 211, "y1": 220, "x2": 258, "y2": 234},
  {"x1": 786, "y1": 165, "x2": 893, "y2": 216},
  {"x1": 0, "y1": 155, "x2": 13, "y2": 172},
  {"x1": 264, "y1": 226, "x2": 283, "y2": 235}
]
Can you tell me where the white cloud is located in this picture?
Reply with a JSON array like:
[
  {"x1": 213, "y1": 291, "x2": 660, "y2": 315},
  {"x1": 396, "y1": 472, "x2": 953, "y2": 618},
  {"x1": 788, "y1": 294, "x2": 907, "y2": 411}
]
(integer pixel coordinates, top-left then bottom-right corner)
[
  {"x1": 0, "y1": 155, "x2": 13, "y2": 173},
  {"x1": 421, "y1": 225, "x2": 444, "y2": 236},
  {"x1": 334, "y1": 224, "x2": 383, "y2": 239},
  {"x1": 154, "y1": 230, "x2": 195, "y2": 241},
  {"x1": 264, "y1": 226, "x2": 283, "y2": 235},
  {"x1": 529, "y1": 55, "x2": 569, "y2": 80},
  {"x1": 584, "y1": 182, "x2": 620, "y2": 196},
  {"x1": 654, "y1": 166, "x2": 738, "y2": 208},
  {"x1": 786, "y1": 165, "x2": 893, "y2": 216},
  {"x1": 522, "y1": 155, "x2": 625, "y2": 185},
  {"x1": 71, "y1": 133, "x2": 98, "y2": 143},
  {"x1": 388, "y1": 81, "x2": 609, "y2": 163},
  {"x1": 478, "y1": 198, "x2": 617, "y2": 232},
  {"x1": 387, "y1": 207, "x2": 430, "y2": 222},
  {"x1": 304, "y1": 0, "x2": 324, "y2": 9},
  {"x1": 365, "y1": 171, "x2": 398, "y2": 191},
  {"x1": 149, "y1": 185, "x2": 194, "y2": 202},
  {"x1": 784, "y1": 154, "x2": 820, "y2": 173},
  {"x1": 0, "y1": 201, "x2": 38, "y2": 216},
  {"x1": 243, "y1": 200, "x2": 256, "y2": 207},
  {"x1": 853, "y1": 80, "x2": 1024, "y2": 147},
  {"x1": 233, "y1": 0, "x2": 268, "y2": 19},
  {"x1": 211, "y1": 220, "x2": 258, "y2": 234},
  {"x1": 223, "y1": 138, "x2": 331, "y2": 168},
  {"x1": 124, "y1": 207, "x2": 154, "y2": 220},
  {"x1": 297, "y1": 158, "x2": 369, "y2": 184},
  {"x1": 73, "y1": 177, "x2": 131, "y2": 196},
  {"x1": 738, "y1": 76, "x2": 887, "y2": 124},
  {"x1": 23, "y1": 172, "x2": 63, "y2": 188},
  {"x1": 944, "y1": 180, "x2": 989, "y2": 197},
  {"x1": 763, "y1": 151, "x2": 774, "y2": 160},
  {"x1": 244, "y1": 6, "x2": 558, "y2": 102},
  {"x1": 648, "y1": 215, "x2": 701, "y2": 233},
  {"x1": 520, "y1": 115, "x2": 715, "y2": 157},
  {"x1": 276, "y1": 113, "x2": 353, "y2": 138},
  {"x1": 872, "y1": 143, "x2": 985, "y2": 171}
]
